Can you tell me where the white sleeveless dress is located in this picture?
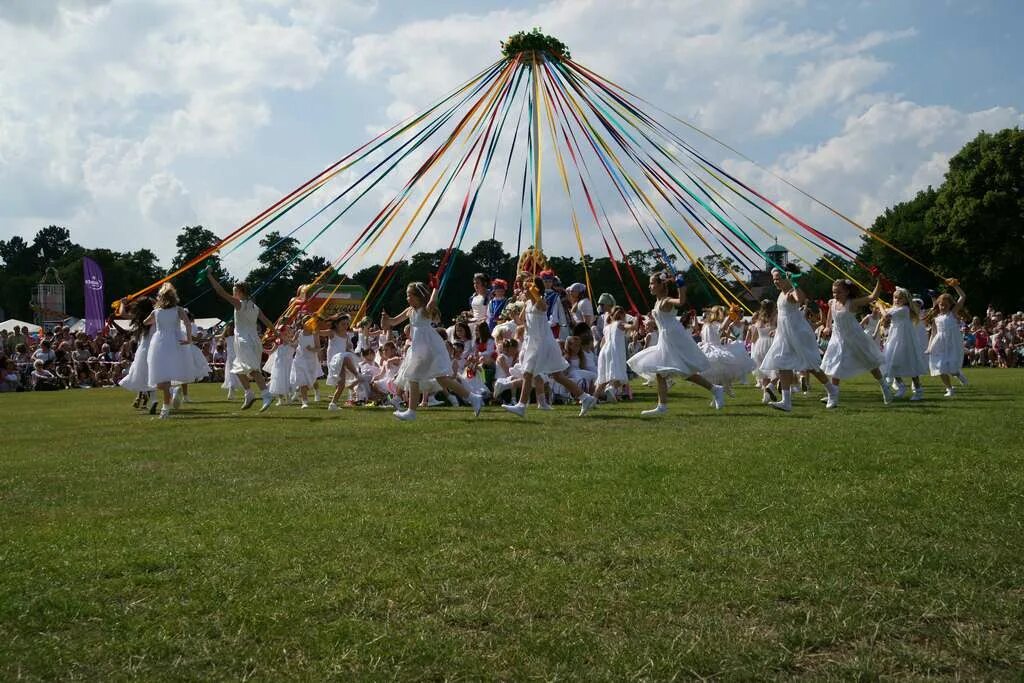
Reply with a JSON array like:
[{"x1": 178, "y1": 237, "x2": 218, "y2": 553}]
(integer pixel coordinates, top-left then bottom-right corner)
[
  {"x1": 147, "y1": 307, "x2": 193, "y2": 386},
  {"x1": 760, "y1": 293, "x2": 821, "y2": 373},
  {"x1": 265, "y1": 342, "x2": 295, "y2": 396},
  {"x1": 699, "y1": 321, "x2": 755, "y2": 385},
  {"x1": 325, "y1": 332, "x2": 357, "y2": 386},
  {"x1": 882, "y1": 306, "x2": 928, "y2": 377},
  {"x1": 401, "y1": 308, "x2": 455, "y2": 382},
  {"x1": 230, "y1": 300, "x2": 263, "y2": 375},
  {"x1": 750, "y1": 324, "x2": 774, "y2": 380},
  {"x1": 627, "y1": 303, "x2": 710, "y2": 381},
  {"x1": 596, "y1": 320, "x2": 628, "y2": 385},
  {"x1": 290, "y1": 332, "x2": 321, "y2": 388},
  {"x1": 181, "y1": 323, "x2": 211, "y2": 382},
  {"x1": 119, "y1": 328, "x2": 154, "y2": 392},
  {"x1": 820, "y1": 302, "x2": 884, "y2": 379},
  {"x1": 927, "y1": 312, "x2": 964, "y2": 375},
  {"x1": 520, "y1": 299, "x2": 570, "y2": 375}
]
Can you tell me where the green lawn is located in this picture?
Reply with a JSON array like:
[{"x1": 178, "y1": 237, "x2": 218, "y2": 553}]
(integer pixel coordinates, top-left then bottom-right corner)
[{"x1": 1, "y1": 371, "x2": 1022, "y2": 680}]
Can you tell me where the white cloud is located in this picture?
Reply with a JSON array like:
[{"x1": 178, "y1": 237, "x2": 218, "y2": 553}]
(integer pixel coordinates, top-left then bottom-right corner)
[{"x1": 138, "y1": 172, "x2": 197, "y2": 226}]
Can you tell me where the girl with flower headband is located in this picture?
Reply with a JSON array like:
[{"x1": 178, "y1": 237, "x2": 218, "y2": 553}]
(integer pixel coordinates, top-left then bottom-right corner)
[
  {"x1": 880, "y1": 287, "x2": 929, "y2": 401},
  {"x1": 287, "y1": 315, "x2": 322, "y2": 410},
  {"x1": 698, "y1": 305, "x2": 755, "y2": 400},
  {"x1": 322, "y1": 315, "x2": 362, "y2": 411},
  {"x1": 926, "y1": 280, "x2": 967, "y2": 397},
  {"x1": 143, "y1": 283, "x2": 195, "y2": 419},
  {"x1": 207, "y1": 271, "x2": 275, "y2": 412},
  {"x1": 627, "y1": 272, "x2": 725, "y2": 416},
  {"x1": 759, "y1": 265, "x2": 837, "y2": 412},
  {"x1": 747, "y1": 299, "x2": 778, "y2": 404},
  {"x1": 380, "y1": 281, "x2": 484, "y2": 421},
  {"x1": 594, "y1": 305, "x2": 635, "y2": 402},
  {"x1": 502, "y1": 275, "x2": 597, "y2": 418},
  {"x1": 819, "y1": 276, "x2": 891, "y2": 408},
  {"x1": 262, "y1": 324, "x2": 296, "y2": 407}
]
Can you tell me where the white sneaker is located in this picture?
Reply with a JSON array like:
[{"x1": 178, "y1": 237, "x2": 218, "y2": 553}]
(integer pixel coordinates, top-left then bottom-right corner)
[
  {"x1": 327, "y1": 402, "x2": 340, "y2": 412},
  {"x1": 944, "y1": 388, "x2": 955, "y2": 398},
  {"x1": 503, "y1": 403, "x2": 526, "y2": 418},
  {"x1": 537, "y1": 401, "x2": 553, "y2": 411},
  {"x1": 426, "y1": 397, "x2": 444, "y2": 407},
  {"x1": 300, "y1": 401, "x2": 309, "y2": 409},
  {"x1": 241, "y1": 390, "x2": 255, "y2": 410},
  {"x1": 641, "y1": 404, "x2": 667, "y2": 416},
  {"x1": 826, "y1": 385, "x2": 839, "y2": 409},
  {"x1": 578, "y1": 393, "x2": 597, "y2": 417},
  {"x1": 761, "y1": 390, "x2": 771, "y2": 405},
  {"x1": 171, "y1": 388, "x2": 183, "y2": 409},
  {"x1": 893, "y1": 383, "x2": 907, "y2": 399},
  {"x1": 711, "y1": 385, "x2": 725, "y2": 410},
  {"x1": 447, "y1": 394, "x2": 459, "y2": 407},
  {"x1": 158, "y1": 407, "x2": 171, "y2": 420},
  {"x1": 768, "y1": 400, "x2": 792, "y2": 412},
  {"x1": 394, "y1": 408, "x2": 416, "y2": 421},
  {"x1": 910, "y1": 389, "x2": 924, "y2": 402},
  {"x1": 881, "y1": 383, "x2": 893, "y2": 405},
  {"x1": 314, "y1": 390, "x2": 321, "y2": 402},
  {"x1": 259, "y1": 393, "x2": 274, "y2": 412},
  {"x1": 469, "y1": 393, "x2": 484, "y2": 417}
]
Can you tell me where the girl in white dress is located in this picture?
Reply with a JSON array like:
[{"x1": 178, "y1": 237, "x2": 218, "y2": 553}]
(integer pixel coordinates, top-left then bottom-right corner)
[
  {"x1": 698, "y1": 305, "x2": 755, "y2": 397},
  {"x1": 760, "y1": 267, "x2": 837, "y2": 412},
  {"x1": 380, "y1": 282, "x2": 484, "y2": 421},
  {"x1": 595, "y1": 306, "x2": 634, "y2": 402},
  {"x1": 820, "y1": 277, "x2": 891, "y2": 407},
  {"x1": 926, "y1": 280, "x2": 967, "y2": 397},
  {"x1": 493, "y1": 338, "x2": 524, "y2": 403},
  {"x1": 207, "y1": 272, "x2": 274, "y2": 412},
  {"x1": 627, "y1": 273, "x2": 725, "y2": 416},
  {"x1": 881, "y1": 287, "x2": 929, "y2": 401},
  {"x1": 288, "y1": 319, "x2": 321, "y2": 409},
  {"x1": 747, "y1": 299, "x2": 777, "y2": 404},
  {"x1": 171, "y1": 311, "x2": 212, "y2": 407},
  {"x1": 219, "y1": 323, "x2": 243, "y2": 399},
  {"x1": 264, "y1": 326, "x2": 296, "y2": 404},
  {"x1": 564, "y1": 335, "x2": 598, "y2": 393},
  {"x1": 117, "y1": 297, "x2": 157, "y2": 413},
  {"x1": 501, "y1": 276, "x2": 598, "y2": 418},
  {"x1": 144, "y1": 283, "x2": 194, "y2": 419},
  {"x1": 323, "y1": 315, "x2": 360, "y2": 411}
]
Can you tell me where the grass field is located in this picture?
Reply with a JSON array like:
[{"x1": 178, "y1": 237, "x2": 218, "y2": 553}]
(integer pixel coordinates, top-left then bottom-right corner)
[{"x1": 1, "y1": 370, "x2": 1022, "y2": 680}]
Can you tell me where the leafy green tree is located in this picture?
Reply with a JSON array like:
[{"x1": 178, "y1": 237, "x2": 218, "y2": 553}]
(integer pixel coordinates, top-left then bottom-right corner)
[{"x1": 926, "y1": 127, "x2": 1024, "y2": 309}]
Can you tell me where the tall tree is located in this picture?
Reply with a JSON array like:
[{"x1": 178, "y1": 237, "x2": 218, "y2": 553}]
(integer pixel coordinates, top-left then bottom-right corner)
[
  {"x1": 168, "y1": 225, "x2": 229, "y2": 317},
  {"x1": 926, "y1": 127, "x2": 1024, "y2": 309}
]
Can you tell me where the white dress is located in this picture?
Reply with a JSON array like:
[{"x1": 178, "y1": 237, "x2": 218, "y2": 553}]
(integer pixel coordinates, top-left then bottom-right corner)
[
  {"x1": 882, "y1": 306, "x2": 928, "y2": 377},
  {"x1": 596, "y1": 320, "x2": 628, "y2": 385},
  {"x1": 750, "y1": 324, "x2": 774, "y2": 380},
  {"x1": 290, "y1": 332, "x2": 321, "y2": 388},
  {"x1": 820, "y1": 302, "x2": 884, "y2": 379},
  {"x1": 147, "y1": 307, "x2": 193, "y2": 386},
  {"x1": 699, "y1": 321, "x2": 755, "y2": 385},
  {"x1": 325, "y1": 332, "x2": 357, "y2": 387},
  {"x1": 927, "y1": 312, "x2": 964, "y2": 375},
  {"x1": 182, "y1": 323, "x2": 211, "y2": 383},
  {"x1": 119, "y1": 328, "x2": 154, "y2": 392},
  {"x1": 566, "y1": 355, "x2": 597, "y2": 387},
  {"x1": 265, "y1": 342, "x2": 295, "y2": 396},
  {"x1": 760, "y1": 293, "x2": 822, "y2": 373},
  {"x1": 627, "y1": 302, "x2": 710, "y2": 381},
  {"x1": 221, "y1": 339, "x2": 243, "y2": 390},
  {"x1": 230, "y1": 300, "x2": 263, "y2": 375},
  {"x1": 520, "y1": 299, "x2": 569, "y2": 375},
  {"x1": 401, "y1": 308, "x2": 454, "y2": 382}
]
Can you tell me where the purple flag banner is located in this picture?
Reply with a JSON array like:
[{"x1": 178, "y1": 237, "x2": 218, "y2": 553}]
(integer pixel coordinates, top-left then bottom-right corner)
[{"x1": 83, "y1": 256, "x2": 105, "y2": 336}]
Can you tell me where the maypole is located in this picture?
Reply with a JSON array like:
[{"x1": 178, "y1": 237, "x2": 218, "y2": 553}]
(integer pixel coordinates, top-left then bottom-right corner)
[{"x1": 531, "y1": 51, "x2": 543, "y2": 256}]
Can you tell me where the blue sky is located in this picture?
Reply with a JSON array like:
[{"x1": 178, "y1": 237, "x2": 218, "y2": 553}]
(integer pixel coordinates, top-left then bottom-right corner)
[{"x1": 0, "y1": 0, "x2": 1020, "y2": 278}]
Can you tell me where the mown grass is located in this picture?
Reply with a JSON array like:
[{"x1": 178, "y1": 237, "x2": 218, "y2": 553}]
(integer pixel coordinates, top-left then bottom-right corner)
[{"x1": 1, "y1": 370, "x2": 1022, "y2": 680}]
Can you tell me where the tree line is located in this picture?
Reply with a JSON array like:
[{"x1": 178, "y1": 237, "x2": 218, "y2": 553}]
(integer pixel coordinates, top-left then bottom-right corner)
[{"x1": 1, "y1": 127, "x2": 1019, "y2": 324}]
